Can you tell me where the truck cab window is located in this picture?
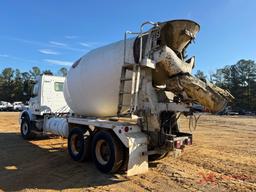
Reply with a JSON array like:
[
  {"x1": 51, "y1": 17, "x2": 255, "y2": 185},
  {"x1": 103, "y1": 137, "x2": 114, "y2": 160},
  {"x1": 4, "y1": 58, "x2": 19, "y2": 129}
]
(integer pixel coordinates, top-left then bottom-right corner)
[
  {"x1": 32, "y1": 83, "x2": 39, "y2": 97},
  {"x1": 54, "y1": 82, "x2": 64, "y2": 92}
]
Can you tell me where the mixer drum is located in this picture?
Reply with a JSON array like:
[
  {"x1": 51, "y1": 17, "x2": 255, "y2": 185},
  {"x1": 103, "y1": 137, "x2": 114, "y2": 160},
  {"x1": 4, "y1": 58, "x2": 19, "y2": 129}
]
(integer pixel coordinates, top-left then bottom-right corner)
[{"x1": 64, "y1": 39, "x2": 135, "y2": 117}]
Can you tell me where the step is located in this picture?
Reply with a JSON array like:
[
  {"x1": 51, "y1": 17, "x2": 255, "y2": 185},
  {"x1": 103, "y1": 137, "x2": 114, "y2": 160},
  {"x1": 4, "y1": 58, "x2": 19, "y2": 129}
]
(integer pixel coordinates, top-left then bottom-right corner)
[
  {"x1": 123, "y1": 63, "x2": 137, "y2": 69},
  {"x1": 119, "y1": 91, "x2": 131, "y2": 94},
  {"x1": 120, "y1": 78, "x2": 132, "y2": 81},
  {"x1": 118, "y1": 104, "x2": 131, "y2": 107}
]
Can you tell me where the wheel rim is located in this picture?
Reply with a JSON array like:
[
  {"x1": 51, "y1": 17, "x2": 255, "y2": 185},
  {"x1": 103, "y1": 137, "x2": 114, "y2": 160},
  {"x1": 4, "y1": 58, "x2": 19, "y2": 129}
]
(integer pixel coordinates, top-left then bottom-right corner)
[
  {"x1": 22, "y1": 122, "x2": 29, "y2": 135},
  {"x1": 95, "y1": 139, "x2": 111, "y2": 165},
  {"x1": 70, "y1": 134, "x2": 82, "y2": 155}
]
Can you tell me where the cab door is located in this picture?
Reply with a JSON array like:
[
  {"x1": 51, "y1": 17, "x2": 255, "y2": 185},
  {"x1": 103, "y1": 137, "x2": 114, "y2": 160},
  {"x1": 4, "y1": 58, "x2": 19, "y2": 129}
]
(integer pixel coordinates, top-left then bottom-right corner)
[{"x1": 41, "y1": 76, "x2": 67, "y2": 113}]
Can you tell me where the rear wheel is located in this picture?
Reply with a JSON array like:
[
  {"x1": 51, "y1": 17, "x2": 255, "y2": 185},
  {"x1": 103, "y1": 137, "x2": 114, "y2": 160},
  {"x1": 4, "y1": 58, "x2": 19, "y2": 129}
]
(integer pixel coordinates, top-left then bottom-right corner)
[
  {"x1": 20, "y1": 118, "x2": 34, "y2": 140},
  {"x1": 92, "y1": 131, "x2": 124, "y2": 173},
  {"x1": 149, "y1": 152, "x2": 169, "y2": 161},
  {"x1": 68, "y1": 128, "x2": 91, "y2": 162}
]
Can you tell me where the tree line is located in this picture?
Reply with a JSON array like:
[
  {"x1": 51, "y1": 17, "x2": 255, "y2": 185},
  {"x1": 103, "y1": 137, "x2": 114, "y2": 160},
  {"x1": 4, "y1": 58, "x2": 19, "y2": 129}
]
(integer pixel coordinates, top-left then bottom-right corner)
[
  {"x1": 0, "y1": 66, "x2": 67, "y2": 103},
  {"x1": 1, "y1": 59, "x2": 256, "y2": 112},
  {"x1": 195, "y1": 59, "x2": 256, "y2": 112}
]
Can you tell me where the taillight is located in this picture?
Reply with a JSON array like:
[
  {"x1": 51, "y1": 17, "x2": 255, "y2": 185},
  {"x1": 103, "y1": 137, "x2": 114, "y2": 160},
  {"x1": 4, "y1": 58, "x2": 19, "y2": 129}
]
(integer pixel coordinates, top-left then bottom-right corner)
[
  {"x1": 184, "y1": 138, "x2": 191, "y2": 145},
  {"x1": 124, "y1": 126, "x2": 129, "y2": 132},
  {"x1": 175, "y1": 140, "x2": 181, "y2": 149}
]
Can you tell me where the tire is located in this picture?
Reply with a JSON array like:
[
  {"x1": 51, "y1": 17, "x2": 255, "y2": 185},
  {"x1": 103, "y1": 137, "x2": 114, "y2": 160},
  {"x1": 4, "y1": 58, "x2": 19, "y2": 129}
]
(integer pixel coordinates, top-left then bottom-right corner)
[
  {"x1": 20, "y1": 117, "x2": 34, "y2": 140},
  {"x1": 149, "y1": 152, "x2": 169, "y2": 161},
  {"x1": 92, "y1": 131, "x2": 124, "y2": 173},
  {"x1": 68, "y1": 128, "x2": 91, "y2": 162}
]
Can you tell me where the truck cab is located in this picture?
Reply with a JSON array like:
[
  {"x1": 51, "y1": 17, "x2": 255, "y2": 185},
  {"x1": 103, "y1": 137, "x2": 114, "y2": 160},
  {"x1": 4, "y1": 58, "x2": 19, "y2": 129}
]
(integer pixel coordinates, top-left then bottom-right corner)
[
  {"x1": 20, "y1": 75, "x2": 69, "y2": 137},
  {"x1": 29, "y1": 75, "x2": 68, "y2": 115}
]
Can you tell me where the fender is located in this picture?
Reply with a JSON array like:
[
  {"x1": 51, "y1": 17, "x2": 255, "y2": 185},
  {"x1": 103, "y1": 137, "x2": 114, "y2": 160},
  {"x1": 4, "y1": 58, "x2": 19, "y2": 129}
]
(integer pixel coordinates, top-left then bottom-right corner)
[{"x1": 19, "y1": 109, "x2": 35, "y2": 124}]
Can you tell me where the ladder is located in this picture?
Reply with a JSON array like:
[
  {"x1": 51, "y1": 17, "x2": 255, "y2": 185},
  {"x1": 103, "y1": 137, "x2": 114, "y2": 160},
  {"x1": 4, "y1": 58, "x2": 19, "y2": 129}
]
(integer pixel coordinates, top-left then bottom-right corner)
[
  {"x1": 117, "y1": 21, "x2": 158, "y2": 117},
  {"x1": 117, "y1": 61, "x2": 141, "y2": 116}
]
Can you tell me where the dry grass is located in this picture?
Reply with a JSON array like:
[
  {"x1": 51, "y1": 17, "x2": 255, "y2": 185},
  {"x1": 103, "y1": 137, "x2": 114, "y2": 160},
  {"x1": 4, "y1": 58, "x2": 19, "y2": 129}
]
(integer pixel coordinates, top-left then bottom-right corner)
[{"x1": 0, "y1": 112, "x2": 255, "y2": 191}]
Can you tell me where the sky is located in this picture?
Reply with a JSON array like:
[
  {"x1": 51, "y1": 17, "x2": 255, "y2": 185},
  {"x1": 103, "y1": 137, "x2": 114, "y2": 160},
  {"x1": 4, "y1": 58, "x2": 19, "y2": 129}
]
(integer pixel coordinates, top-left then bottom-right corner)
[{"x1": 0, "y1": 0, "x2": 256, "y2": 76}]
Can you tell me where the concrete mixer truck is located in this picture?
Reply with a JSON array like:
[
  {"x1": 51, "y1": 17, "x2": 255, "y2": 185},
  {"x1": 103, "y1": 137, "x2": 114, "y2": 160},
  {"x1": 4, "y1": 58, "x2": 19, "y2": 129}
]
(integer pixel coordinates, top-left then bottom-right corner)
[{"x1": 19, "y1": 19, "x2": 233, "y2": 176}]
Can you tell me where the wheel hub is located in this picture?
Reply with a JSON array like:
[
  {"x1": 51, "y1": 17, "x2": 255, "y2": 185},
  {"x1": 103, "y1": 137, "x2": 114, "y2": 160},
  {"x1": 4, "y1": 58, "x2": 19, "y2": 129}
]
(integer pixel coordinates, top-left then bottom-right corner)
[
  {"x1": 95, "y1": 140, "x2": 111, "y2": 165},
  {"x1": 70, "y1": 134, "x2": 82, "y2": 155},
  {"x1": 22, "y1": 122, "x2": 28, "y2": 135}
]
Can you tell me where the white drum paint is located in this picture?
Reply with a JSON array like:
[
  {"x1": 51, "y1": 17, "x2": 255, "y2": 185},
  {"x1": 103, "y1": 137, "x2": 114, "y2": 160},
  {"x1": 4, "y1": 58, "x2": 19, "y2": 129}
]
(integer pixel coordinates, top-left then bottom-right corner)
[{"x1": 64, "y1": 39, "x2": 135, "y2": 117}]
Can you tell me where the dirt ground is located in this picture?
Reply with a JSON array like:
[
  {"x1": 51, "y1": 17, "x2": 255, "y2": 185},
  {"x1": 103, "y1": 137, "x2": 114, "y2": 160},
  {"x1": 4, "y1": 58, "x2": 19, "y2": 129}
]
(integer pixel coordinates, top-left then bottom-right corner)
[{"x1": 0, "y1": 112, "x2": 255, "y2": 192}]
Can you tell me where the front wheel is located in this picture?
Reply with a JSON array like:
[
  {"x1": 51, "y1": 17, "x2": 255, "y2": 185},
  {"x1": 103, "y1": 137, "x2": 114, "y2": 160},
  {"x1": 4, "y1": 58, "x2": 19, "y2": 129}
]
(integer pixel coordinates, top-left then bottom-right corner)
[
  {"x1": 20, "y1": 118, "x2": 34, "y2": 139},
  {"x1": 92, "y1": 131, "x2": 124, "y2": 173}
]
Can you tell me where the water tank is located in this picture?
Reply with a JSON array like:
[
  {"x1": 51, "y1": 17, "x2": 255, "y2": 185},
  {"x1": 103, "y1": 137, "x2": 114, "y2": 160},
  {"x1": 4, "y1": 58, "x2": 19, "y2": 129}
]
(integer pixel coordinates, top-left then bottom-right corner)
[{"x1": 44, "y1": 118, "x2": 69, "y2": 137}]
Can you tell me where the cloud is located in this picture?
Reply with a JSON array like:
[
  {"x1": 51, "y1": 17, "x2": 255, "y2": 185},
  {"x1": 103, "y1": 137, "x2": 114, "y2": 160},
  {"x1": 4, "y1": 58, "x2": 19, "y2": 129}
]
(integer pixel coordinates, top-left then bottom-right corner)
[
  {"x1": 65, "y1": 35, "x2": 78, "y2": 39},
  {"x1": 0, "y1": 54, "x2": 9, "y2": 57},
  {"x1": 0, "y1": 36, "x2": 86, "y2": 53},
  {"x1": 38, "y1": 49, "x2": 59, "y2": 55},
  {"x1": 44, "y1": 59, "x2": 73, "y2": 66},
  {"x1": 1, "y1": 36, "x2": 49, "y2": 47},
  {"x1": 49, "y1": 41, "x2": 67, "y2": 47},
  {"x1": 49, "y1": 40, "x2": 86, "y2": 52},
  {"x1": 79, "y1": 42, "x2": 91, "y2": 47},
  {"x1": 79, "y1": 42, "x2": 102, "y2": 48},
  {"x1": 0, "y1": 54, "x2": 39, "y2": 65}
]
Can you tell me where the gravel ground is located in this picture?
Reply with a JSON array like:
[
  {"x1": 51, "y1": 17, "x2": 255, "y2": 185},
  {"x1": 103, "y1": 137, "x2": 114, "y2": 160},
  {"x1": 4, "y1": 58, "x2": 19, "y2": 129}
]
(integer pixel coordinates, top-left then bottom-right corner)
[{"x1": 0, "y1": 112, "x2": 255, "y2": 191}]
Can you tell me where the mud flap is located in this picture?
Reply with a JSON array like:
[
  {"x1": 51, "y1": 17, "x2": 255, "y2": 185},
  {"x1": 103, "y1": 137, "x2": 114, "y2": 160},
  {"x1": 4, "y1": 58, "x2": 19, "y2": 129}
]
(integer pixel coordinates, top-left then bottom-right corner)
[{"x1": 126, "y1": 132, "x2": 148, "y2": 176}]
